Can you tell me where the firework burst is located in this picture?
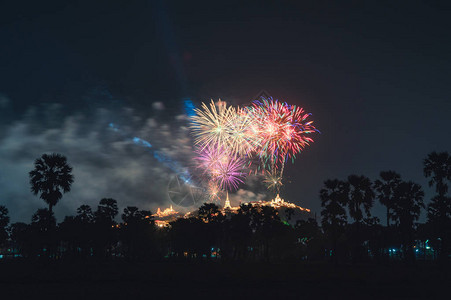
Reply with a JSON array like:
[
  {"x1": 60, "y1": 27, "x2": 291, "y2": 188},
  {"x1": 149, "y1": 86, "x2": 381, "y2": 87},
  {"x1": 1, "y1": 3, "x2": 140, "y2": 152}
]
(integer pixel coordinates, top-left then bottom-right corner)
[
  {"x1": 190, "y1": 99, "x2": 236, "y2": 150},
  {"x1": 263, "y1": 170, "x2": 283, "y2": 193},
  {"x1": 247, "y1": 98, "x2": 318, "y2": 169},
  {"x1": 195, "y1": 144, "x2": 247, "y2": 191},
  {"x1": 213, "y1": 152, "x2": 247, "y2": 191},
  {"x1": 225, "y1": 107, "x2": 259, "y2": 156},
  {"x1": 206, "y1": 182, "x2": 221, "y2": 203},
  {"x1": 190, "y1": 97, "x2": 318, "y2": 196}
]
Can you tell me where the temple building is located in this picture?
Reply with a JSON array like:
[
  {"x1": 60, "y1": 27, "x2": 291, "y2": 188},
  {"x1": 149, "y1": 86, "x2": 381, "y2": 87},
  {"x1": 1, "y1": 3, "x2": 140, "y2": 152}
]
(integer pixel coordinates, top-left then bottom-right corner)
[
  {"x1": 153, "y1": 193, "x2": 313, "y2": 228},
  {"x1": 219, "y1": 193, "x2": 312, "y2": 221},
  {"x1": 153, "y1": 205, "x2": 178, "y2": 218},
  {"x1": 223, "y1": 192, "x2": 232, "y2": 209}
]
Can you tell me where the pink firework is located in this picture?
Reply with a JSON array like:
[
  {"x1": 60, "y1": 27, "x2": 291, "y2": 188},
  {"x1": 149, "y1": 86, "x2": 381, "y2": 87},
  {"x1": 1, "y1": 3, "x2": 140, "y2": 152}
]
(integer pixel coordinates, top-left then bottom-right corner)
[
  {"x1": 195, "y1": 145, "x2": 246, "y2": 191},
  {"x1": 247, "y1": 98, "x2": 318, "y2": 167},
  {"x1": 213, "y1": 153, "x2": 247, "y2": 191}
]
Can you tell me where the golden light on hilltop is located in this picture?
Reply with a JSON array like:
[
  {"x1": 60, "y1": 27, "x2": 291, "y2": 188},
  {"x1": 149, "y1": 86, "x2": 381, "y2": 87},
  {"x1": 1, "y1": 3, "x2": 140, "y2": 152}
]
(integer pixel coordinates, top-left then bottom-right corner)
[{"x1": 153, "y1": 205, "x2": 178, "y2": 218}]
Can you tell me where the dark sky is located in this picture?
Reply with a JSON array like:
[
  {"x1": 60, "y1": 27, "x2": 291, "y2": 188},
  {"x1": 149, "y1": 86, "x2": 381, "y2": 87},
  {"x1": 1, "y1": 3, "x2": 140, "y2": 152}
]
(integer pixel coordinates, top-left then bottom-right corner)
[{"x1": 0, "y1": 0, "x2": 450, "y2": 222}]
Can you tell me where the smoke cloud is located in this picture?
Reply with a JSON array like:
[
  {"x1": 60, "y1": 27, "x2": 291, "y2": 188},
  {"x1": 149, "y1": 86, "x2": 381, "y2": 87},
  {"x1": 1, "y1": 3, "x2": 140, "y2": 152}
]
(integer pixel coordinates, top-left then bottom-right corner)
[{"x1": 0, "y1": 97, "x2": 266, "y2": 223}]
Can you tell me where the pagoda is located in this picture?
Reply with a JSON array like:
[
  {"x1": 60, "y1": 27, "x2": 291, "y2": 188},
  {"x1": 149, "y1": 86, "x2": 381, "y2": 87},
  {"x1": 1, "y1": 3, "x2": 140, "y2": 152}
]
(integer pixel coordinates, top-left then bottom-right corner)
[{"x1": 223, "y1": 192, "x2": 232, "y2": 209}]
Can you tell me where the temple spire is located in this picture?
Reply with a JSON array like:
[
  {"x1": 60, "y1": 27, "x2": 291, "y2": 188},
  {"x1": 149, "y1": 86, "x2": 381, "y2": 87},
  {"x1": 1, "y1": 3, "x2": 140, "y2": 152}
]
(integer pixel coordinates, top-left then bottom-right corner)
[{"x1": 224, "y1": 192, "x2": 232, "y2": 209}]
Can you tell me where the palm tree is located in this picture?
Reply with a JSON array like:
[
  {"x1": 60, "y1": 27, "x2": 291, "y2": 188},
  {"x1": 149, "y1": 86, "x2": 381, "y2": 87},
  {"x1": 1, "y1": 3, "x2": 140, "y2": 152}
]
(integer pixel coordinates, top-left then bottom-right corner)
[
  {"x1": 423, "y1": 151, "x2": 451, "y2": 260},
  {"x1": 76, "y1": 205, "x2": 94, "y2": 224},
  {"x1": 30, "y1": 208, "x2": 57, "y2": 256},
  {"x1": 374, "y1": 171, "x2": 401, "y2": 227},
  {"x1": 95, "y1": 198, "x2": 118, "y2": 225},
  {"x1": 347, "y1": 175, "x2": 375, "y2": 224},
  {"x1": 0, "y1": 206, "x2": 9, "y2": 246},
  {"x1": 320, "y1": 179, "x2": 348, "y2": 262},
  {"x1": 75, "y1": 205, "x2": 95, "y2": 258},
  {"x1": 29, "y1": 153, "x2": 74, "y2": 227},
  {"x1": 346, "y1": 175, "x2": 375, "y2": 262},
  {"x1": 392, "y1": 181, "x2": 424, "y2": 262},
  {"x1": 93, "y1": 198, "x2": 119, "y2": 258},
  {"x1": 423, "y1": 151, "x2": 451, "y2": 196}
]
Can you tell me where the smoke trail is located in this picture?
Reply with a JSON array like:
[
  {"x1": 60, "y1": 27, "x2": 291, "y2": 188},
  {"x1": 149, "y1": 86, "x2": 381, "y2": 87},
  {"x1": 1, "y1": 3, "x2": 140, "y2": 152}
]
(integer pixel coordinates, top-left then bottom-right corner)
[{"x1": 108, "y1": 122, "x2": 191, "y2": 182}]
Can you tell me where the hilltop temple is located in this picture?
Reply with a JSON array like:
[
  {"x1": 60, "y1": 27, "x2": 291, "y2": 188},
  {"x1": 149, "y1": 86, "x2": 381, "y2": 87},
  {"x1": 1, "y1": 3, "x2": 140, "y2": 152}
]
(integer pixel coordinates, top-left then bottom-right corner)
[
  {"x1": 253, "y1": 193, "x2": 311, "y2": 212},
  {"x1": 152, "y1": 193, "x2": 312, "y2": 227},
  {"x1": 153, "y1": 205, "x2": 178, "y2": 218}
]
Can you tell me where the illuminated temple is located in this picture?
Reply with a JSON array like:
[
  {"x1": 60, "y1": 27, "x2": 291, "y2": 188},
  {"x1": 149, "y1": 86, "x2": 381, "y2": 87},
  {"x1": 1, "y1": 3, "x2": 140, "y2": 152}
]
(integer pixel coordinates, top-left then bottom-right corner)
[
  {"x1": 152, "y1": 205, "x2": 180, "y2": 227},
  {"x1": 153, "y1": 205, "x2": 178, "y2": 217},
  {"x1": 153, "y1": 194, "x2": 312, "y2": 227},
  {"x1": 219, "y1": 193, "x2": 312, "y2": 221},
  {"x1": 252, "y1": 194, "x2": 311, "y2": 212}
]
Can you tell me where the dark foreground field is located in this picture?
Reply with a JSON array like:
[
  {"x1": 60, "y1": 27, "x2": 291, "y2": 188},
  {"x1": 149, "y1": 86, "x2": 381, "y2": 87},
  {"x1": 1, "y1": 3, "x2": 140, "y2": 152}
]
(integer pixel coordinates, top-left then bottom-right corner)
[{"x1": 0, "y1": 260, "x2": 448, "y2": 299}]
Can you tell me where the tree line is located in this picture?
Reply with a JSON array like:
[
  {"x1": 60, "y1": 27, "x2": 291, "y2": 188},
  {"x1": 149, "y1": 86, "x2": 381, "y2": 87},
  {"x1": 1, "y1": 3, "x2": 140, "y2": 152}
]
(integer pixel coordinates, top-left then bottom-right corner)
[{"x1": 0, "y1": 152, "x2": 449, "y2": 263}]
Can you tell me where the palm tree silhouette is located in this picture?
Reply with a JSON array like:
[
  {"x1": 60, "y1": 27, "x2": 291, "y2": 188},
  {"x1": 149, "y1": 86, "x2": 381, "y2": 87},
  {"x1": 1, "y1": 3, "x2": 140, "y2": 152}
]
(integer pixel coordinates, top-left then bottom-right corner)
[
  {"x1": 347, "y1": 175, "x2": 375, "y2": 224},
  {"x1": 423, "y1": 151, "x2": 451, "y2": 261},
  {"x1": 347, "y1": 175, "x2": 375, "y2": 261},
  {"x1": 374, "y1": 171, "x2": 401, "y2": 227},
  {"x1": 423, "y1": 151, "x2": 450, "y2": 196},
  {"x1": 320, "y1": 179, "x2": 348, "y2": 263},
  {"x1": 29, "y1": 153, "x2": 74, "y2": 227},
  {"x1": 0, "y1": 205, "x2": 9, "y2": 246},
  {"x1": 392, "y1": 181, "x2": 424, "y2": 262}
]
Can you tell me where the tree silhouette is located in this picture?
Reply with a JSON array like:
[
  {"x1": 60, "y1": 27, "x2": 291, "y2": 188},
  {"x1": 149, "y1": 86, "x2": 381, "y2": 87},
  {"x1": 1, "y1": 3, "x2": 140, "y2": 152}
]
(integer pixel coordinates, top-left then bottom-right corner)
[
  {"x1": 197, "y1": 203, "x2": 225, "y2": 259},
  {"x1": 75, "y1": 204, "x2": 95, "y2": 257},
  {"x1": 346, "y1": 175, "x2": 375, "y2": 261},
  {"x1": 374, "y1": 171, "x2": 401, "y2": 227},
  {"x1": 423, "y1": 151, "x2": 451, "y2": 260},
  {"x1": 392, "y1": 181, "x2": 424, "y2": 262},
  {"x1": 95, "y1": 198, "x2": 118, "y2": 224},
  {"x1": 122, "y1": 206, "x2": 140, "y2": 224},
  {"x1": 93, "y1": 198, "x2": 119, "y2": 258},
  {"x1": 0, "y1": 205, "x2": 9, "y2": 246},
  {"x1": 295, "y1": 218, "x2": 324, "y2": 260},
  {"x1": 320, "y1": 179, "x2": 348, "y2": 263},
  {"x1": 424, "y1": 151, "x2": 451, "y2": 196},
  {"x1": 198, "y1": 203, "x2": 223, "y2": 223},
  {"x1": 254, "y1": 205, "x2": 280, "y2": 261},
  {"x1": 170, "y1": 217, "x2": 205, "y2": 259},
  {"x1": 347, "y1": 175, "x2": 375, "y2": 224},
  {"x1": 227, "y1": 204, "x2": 253, "y2": 260},
  {"x1": 58, "y1": 215, "x2": 82, "y2": 258},
  {"x1": 120, "y1": 206, "x2": 154, "y2": 259},
  {"x1": 284, "y1": 207, "x2": 295, "y2": 223},
  {"x1": 76, "y1": 204, "x2": 94, "y2": 224},
  {"x1": 29, "y1": 153, "x2": 74, "y2": 228},
  {"x1": 30, "y1": 208, "x2": 56, "y2": 257},
  {"x1": 9, "y1": 222, "x2": 30, "y2": 257}
]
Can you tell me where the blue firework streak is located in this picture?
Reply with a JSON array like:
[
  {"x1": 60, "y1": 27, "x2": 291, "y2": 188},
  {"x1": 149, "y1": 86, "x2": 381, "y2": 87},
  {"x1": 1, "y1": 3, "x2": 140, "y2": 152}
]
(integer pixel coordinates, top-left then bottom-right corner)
[{"x1": 108, "y1": 122, "x2": 191, "y2": 182}]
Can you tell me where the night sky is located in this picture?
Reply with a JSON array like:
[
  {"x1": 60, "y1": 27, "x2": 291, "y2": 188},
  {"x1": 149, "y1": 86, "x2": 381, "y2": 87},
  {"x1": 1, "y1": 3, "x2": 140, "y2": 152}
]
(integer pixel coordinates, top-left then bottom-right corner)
[{"x1": 1, "y1": 0, "x2": 450, "y2": 223}]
